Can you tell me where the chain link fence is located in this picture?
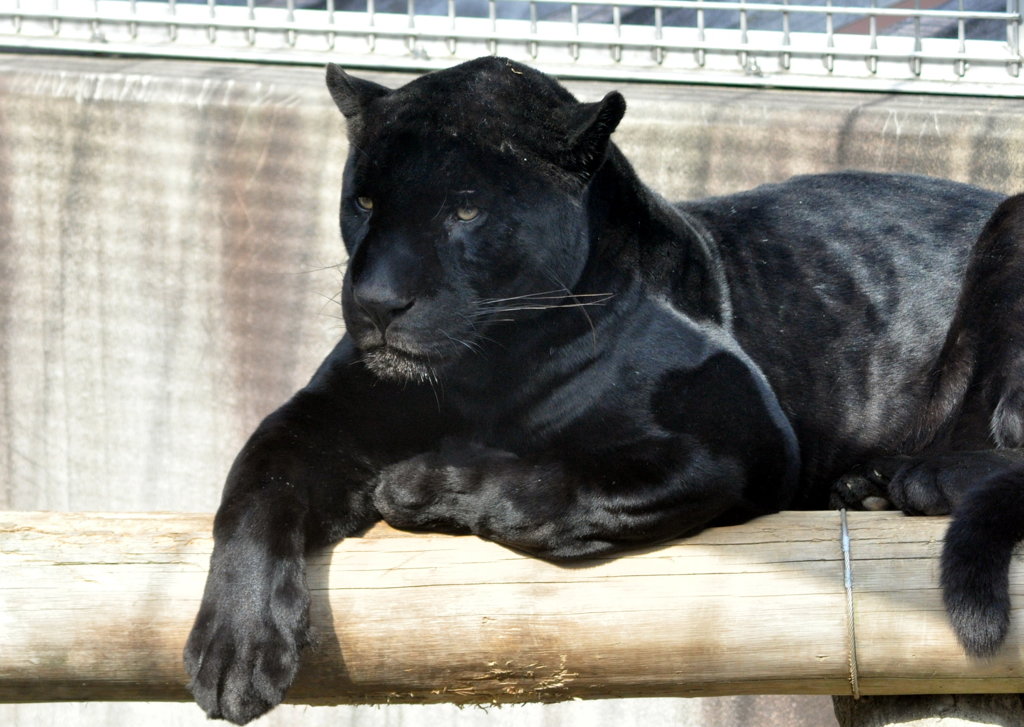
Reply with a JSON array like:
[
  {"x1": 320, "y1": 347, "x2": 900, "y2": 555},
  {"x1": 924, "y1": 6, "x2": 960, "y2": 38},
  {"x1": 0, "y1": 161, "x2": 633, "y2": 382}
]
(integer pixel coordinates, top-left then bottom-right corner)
[{"x1": 1, "y1": 1, "x2": 1021, "y2": 95}]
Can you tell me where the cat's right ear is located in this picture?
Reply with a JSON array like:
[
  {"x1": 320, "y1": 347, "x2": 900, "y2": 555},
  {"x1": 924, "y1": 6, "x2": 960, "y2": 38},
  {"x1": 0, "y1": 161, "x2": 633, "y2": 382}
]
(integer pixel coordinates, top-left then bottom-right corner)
[{"x1": 325, "y1": 64, "x2": 391, "y2": 118}]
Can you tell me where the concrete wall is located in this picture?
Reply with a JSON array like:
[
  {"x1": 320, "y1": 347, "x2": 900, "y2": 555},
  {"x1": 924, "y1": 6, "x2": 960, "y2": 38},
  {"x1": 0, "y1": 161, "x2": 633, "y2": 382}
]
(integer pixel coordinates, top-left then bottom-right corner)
[{"x1": 2, "y1": 52, "x2": 1023, "y2": 727}]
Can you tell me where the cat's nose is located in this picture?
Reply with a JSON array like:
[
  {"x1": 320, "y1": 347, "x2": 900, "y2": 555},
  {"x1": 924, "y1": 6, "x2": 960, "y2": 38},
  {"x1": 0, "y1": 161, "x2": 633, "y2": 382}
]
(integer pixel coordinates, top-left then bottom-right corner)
[{"x1": 353, "y1": 282, "x2": 415, "y2": 333}]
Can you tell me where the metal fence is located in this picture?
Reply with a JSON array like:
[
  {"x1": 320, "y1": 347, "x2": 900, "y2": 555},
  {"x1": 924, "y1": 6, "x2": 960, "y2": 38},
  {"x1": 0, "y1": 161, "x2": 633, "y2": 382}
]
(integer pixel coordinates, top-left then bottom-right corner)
[{"x1": 1, "y1": 1, "x2": 1022, "y2": 95}]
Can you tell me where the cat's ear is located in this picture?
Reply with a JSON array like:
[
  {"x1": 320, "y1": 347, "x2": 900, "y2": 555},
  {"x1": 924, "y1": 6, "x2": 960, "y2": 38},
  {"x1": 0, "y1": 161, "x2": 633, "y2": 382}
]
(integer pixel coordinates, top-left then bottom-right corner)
[
  {"x1": 325, "y1": 63, "x2": 391, "y2": 118},
  {"x1": 558, "y1": 91, "x2": 626, "y2": 178}
]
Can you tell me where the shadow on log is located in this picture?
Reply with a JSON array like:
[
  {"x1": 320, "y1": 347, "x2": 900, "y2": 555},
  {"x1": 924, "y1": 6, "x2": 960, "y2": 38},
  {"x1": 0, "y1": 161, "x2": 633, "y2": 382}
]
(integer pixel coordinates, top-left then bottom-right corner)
[{"x1": 0, "y1": 510, "x2": 1022, "y2": 705}]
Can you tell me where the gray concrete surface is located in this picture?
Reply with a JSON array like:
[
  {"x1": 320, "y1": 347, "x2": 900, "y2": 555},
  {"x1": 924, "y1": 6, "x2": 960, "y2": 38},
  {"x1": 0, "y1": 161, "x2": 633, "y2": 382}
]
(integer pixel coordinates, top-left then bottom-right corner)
[
  {"x1": 3, "y1": 52, "x2": 1024, "y2": 727},
  {"x1": 834, "y1": 695, "x2": 1024, "y2": 726}
]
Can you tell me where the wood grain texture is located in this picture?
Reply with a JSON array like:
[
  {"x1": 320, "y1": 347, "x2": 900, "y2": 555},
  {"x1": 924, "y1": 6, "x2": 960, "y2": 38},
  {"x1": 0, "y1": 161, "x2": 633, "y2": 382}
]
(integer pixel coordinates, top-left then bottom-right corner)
[{"x1": 1, "y1": 510, "x2": 1022, "y2": 705}]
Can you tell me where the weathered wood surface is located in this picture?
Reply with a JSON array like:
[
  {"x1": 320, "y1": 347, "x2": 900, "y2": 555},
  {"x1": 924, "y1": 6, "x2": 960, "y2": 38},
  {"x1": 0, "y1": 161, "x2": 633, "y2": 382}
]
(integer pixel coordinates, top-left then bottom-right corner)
[{"x1": 1, "y1": 510, "x2": 1022, "y2": 706}]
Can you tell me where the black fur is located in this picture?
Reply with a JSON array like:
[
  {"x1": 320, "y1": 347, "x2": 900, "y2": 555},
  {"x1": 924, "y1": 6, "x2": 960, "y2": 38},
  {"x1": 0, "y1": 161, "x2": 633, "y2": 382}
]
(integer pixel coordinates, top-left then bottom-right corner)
[{"x1": 184, "y1": 58, "x2": 1023, "y2": 723}]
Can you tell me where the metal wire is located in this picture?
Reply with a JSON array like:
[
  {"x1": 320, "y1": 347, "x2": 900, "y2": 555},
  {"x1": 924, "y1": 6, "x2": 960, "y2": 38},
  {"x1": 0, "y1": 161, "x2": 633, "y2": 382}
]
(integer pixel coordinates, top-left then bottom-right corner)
[
  {"x1": 0, "y1": 0, "x2": 1021, "y2": 95},
  {"x1": 839, "y1": 509, "x2": 861, "y2": 701}
]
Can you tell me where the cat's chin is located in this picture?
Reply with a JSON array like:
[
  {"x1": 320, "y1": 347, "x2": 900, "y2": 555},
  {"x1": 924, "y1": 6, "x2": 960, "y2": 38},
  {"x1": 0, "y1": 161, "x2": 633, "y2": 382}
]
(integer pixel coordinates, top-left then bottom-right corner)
[{"x1": 360, "y1": 345, "x2": 442, "y2": 383}]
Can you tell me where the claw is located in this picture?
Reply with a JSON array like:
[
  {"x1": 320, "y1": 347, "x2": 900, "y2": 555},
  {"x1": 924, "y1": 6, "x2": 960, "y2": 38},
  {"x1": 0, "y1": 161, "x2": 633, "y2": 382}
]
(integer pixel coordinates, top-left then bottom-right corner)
[{"x1": 861, "y1": 495, "x2": 891, "y2": 511}]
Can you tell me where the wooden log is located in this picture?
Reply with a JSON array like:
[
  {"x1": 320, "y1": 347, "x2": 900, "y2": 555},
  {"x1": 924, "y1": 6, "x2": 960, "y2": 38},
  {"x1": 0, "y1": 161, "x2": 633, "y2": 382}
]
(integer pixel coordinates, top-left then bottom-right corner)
[{"x1": 0, "y1": 511, "x2": 1022, "y2": 705}]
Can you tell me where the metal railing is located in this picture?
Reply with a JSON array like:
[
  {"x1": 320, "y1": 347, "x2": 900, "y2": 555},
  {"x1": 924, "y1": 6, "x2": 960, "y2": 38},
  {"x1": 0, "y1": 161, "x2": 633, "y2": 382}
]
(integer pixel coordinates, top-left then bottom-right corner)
[{"x1": 1, "y1": 1, "x2": 1022, "y2": 95}]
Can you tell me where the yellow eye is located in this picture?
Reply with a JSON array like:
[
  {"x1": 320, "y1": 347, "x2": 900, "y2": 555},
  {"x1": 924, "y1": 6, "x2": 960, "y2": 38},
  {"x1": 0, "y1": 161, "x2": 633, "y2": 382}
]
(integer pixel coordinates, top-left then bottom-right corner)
[
  {"x1": 355, "y1": 196, "x2": 374, "y2": 211},
  {"x1": 455, "y1": 206, "x2": 479, "y2": 222}
]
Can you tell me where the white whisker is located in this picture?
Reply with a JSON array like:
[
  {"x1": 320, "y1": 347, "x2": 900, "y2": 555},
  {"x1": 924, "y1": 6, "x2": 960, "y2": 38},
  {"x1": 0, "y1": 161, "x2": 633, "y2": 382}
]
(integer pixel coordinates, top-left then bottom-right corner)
[
  {"x1": 476, "y1": 291, "x2": 612, "y2": 306},
  {"x1": 471, "y1": 296, "x2": 613, "y2": 318}
]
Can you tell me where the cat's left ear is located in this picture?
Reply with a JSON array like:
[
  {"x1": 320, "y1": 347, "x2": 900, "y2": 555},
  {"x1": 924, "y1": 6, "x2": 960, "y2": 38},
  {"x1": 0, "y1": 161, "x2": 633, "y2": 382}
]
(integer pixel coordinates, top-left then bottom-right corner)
[
  {"x1": 558, "y1": 91, "x2": 627, "y2": 178},
  {"x1": 326, "y1": 63, "x2": 391, "y2": 118}
]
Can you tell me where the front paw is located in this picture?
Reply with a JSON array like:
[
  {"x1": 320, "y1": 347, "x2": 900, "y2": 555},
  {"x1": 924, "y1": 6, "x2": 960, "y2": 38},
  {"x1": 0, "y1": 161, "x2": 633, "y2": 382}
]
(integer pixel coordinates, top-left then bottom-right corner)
[
  {"x1": 373, "y1": 445, "x2": 518, "y2": 533},
  {"x1": 184, "y1": 556, "x2": 310, "y2": 724},
  {"x1": 372, "y1": 453, "x2": 470, "y2": 533}
]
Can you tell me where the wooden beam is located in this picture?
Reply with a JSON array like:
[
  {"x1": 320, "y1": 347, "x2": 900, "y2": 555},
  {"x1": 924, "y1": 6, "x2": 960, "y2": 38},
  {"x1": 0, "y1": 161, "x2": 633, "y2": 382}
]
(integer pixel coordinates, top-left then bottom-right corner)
[{"x1": 0, "y1": 511, "x2": 1022, "y2": 705}]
